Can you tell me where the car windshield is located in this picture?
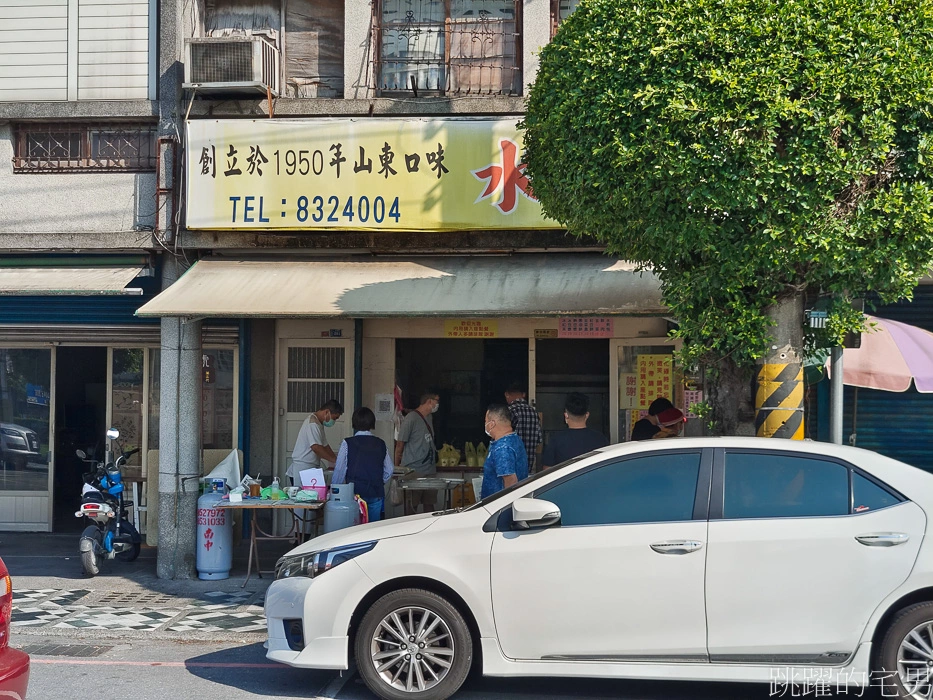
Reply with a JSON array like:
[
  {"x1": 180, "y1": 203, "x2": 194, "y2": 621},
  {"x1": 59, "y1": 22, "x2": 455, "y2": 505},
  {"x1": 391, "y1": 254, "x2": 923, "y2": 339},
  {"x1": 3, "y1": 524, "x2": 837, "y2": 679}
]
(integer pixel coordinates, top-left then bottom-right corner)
[{"x1": 463, "y1": 450, "x2": 604, "y2": 512}]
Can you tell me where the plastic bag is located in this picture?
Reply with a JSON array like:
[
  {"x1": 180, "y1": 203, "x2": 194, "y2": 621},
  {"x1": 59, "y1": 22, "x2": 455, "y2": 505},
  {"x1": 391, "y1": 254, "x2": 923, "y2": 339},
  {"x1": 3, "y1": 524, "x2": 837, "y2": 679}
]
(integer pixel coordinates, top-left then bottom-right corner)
[
  {"x1": 476, "y1": 442, "x2": 488, "y2": 464},
  {"x1": 388, "y1": 477, "x2": 403, "y2": 506}
]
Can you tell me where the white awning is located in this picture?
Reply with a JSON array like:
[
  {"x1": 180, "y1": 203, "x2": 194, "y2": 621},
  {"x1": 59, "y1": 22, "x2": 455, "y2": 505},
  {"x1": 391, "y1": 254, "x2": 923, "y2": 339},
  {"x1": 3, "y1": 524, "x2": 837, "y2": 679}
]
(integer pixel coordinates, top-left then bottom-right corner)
[
  {"x1": 0, "y1": 267, "x2": 144, "y2": 295},
  {"x1": 136, "y1": 255, "x2": 664, "y2": 318}
]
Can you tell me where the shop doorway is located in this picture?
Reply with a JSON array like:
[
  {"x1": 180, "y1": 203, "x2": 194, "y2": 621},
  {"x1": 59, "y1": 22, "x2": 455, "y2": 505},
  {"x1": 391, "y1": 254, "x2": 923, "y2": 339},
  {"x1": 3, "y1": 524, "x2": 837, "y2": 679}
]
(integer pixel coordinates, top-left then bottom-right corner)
[
  {"x1": 396, "y1": 339, "x2": 529, "y2": 452},
  {"x1": 53, "y1": 347, "x2": 107, "y2": 531},
  {"x1": 535, "y1": 339, "x2": 611, "y2": 448}
]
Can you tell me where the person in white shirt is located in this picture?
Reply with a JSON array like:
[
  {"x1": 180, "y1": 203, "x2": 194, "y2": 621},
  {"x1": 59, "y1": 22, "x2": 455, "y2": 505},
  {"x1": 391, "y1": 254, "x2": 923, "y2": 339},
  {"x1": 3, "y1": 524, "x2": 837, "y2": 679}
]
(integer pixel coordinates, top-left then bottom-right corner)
[{"x1": 289, "y1": 399, "x2": 343, "y2": 486}]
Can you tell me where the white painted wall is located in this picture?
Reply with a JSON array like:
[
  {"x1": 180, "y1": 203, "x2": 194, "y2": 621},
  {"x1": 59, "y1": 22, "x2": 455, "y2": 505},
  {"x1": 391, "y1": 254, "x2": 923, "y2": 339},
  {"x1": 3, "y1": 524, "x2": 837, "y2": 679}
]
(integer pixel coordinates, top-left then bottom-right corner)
[
  {"x1": 0, "y1": 125, "x2": 156, "y2": 234},
  {"x1": 0, "y1": 0, "x2": 154, "y2": 102}
]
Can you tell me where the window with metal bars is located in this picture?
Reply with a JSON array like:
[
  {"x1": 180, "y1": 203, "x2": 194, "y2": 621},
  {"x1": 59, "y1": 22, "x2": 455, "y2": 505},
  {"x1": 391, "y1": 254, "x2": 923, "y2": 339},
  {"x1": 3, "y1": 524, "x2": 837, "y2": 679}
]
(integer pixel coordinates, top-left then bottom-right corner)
[
  {"x1": 551, "y1": 0, "x2": 580, "y2": 34},
  {"x1": 375, "y1": 0, "x2": 522, "y2": 96},
  {"x1": 12, "y1": 123, "x2": 157, "y2": 173}
]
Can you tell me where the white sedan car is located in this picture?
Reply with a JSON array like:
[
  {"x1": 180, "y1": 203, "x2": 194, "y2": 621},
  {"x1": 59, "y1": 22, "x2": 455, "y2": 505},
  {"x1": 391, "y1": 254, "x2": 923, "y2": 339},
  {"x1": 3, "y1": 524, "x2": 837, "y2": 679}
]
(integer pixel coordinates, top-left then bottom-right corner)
[{"x1": 266, "y1": 437, "x2": 933, "y2": 700}]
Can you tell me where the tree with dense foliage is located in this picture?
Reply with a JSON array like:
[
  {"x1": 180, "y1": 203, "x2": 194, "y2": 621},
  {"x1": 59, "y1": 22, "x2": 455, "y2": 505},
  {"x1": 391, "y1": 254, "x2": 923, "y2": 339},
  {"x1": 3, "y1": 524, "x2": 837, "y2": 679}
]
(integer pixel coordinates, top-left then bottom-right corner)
[{"x1": 522, "y1": 0, "x2": 933, "y2": 433}]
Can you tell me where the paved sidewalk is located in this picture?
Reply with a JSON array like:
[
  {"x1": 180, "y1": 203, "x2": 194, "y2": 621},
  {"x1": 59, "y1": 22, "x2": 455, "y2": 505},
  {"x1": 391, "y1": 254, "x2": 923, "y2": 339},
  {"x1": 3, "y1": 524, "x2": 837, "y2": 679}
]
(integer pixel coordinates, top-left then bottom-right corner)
[{"x1": 1, "y1": 532, "x2": 295, "y2": 643}]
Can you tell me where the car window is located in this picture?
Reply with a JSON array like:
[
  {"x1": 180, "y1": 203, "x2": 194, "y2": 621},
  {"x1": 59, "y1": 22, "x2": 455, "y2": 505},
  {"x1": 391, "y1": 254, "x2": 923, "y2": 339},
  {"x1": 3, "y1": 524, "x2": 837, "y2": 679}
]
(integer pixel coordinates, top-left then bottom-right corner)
[
  {"x1": 463, "y1": 451, "x2": 598, "y2": 512},
  {"x1": 852, "y1": 472, "x2": 901, "y2": 513},
  {"x1": 723, "y1": 452, "x2": 849, "y2": 519},
  {"x1": 535, "y1": 452, "x2": 702, "y2": 526}
]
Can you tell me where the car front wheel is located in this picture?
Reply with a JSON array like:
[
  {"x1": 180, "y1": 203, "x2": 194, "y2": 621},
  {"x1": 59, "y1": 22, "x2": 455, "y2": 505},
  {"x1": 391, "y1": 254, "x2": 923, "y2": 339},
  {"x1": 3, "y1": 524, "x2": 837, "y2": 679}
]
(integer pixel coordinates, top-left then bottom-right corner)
[
  {"x1": 355, "y1": 588, "x2": 473, "y2": 700},
  {"x1": 876, "y1": 601, "x2": 933, "y2": 698}
]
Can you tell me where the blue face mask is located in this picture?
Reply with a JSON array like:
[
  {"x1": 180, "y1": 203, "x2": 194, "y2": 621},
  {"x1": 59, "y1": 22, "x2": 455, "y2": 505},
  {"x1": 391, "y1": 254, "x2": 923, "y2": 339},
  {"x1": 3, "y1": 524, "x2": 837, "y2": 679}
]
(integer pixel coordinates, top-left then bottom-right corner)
[{"x1": 323, "y1": 418, "x2": 336, "y2": 428}]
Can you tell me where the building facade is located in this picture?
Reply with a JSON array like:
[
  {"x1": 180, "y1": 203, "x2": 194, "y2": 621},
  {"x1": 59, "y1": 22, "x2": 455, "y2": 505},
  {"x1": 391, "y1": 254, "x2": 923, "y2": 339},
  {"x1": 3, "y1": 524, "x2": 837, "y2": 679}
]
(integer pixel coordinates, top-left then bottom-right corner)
[
  {"x1": 0, "y1": 0, "x2": 685, "y2": 577},
  {"x1": 138, "y1": 0, "x2": 688, "y2": 578},
  {"x1": 0, "y1": 0, "x2": 163, "y2": 532}
]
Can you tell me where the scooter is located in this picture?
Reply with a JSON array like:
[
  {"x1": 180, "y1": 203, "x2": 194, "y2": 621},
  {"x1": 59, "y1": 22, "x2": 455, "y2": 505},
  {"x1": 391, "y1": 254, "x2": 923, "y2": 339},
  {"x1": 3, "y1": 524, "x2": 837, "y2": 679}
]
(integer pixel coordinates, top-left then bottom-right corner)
[{"x1": 74, "y1": 428, "x2": 142, "y2": 576}]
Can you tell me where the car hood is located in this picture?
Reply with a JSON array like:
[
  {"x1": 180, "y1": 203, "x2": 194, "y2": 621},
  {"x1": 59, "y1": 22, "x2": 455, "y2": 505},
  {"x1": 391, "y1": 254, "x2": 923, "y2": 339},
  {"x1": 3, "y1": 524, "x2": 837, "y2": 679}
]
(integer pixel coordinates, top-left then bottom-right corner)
[
  {"x1": 282, "y1": 511, "x2": 439, "y2": 556},
  {"x1": 0, "y1": 423, "x2": 32, "y2": 433}
]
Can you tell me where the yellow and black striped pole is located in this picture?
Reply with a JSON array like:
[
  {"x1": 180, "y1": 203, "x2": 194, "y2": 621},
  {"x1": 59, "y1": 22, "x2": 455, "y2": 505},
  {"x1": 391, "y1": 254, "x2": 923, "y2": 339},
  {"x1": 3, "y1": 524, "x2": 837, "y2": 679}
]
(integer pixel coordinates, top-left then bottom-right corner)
[{"x1": 755, "y1": 363, "x2": 804, "y2": 439}]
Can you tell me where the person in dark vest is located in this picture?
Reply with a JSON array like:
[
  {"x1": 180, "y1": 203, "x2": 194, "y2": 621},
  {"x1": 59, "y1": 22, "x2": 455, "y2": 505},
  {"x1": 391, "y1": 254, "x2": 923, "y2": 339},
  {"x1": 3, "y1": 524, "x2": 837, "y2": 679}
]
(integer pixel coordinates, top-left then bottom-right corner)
[{"x1": 333, "y1": 407, "x2": 394, "y2": 521}]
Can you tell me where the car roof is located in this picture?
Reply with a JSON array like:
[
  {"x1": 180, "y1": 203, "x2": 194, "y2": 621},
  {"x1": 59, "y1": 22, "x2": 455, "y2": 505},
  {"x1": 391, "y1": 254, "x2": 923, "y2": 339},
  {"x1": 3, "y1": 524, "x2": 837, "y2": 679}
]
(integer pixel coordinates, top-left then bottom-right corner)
[{"x1": 593, "y1": 437, "x2": 894, "y2": 463}]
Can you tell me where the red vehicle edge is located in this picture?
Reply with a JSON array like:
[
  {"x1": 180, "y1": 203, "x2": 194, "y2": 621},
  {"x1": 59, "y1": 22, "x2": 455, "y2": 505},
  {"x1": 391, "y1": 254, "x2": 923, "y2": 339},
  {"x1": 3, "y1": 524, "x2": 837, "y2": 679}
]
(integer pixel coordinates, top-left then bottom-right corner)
[{"x1": 0, "y1": 556, "x2": 29, "y2": 699}]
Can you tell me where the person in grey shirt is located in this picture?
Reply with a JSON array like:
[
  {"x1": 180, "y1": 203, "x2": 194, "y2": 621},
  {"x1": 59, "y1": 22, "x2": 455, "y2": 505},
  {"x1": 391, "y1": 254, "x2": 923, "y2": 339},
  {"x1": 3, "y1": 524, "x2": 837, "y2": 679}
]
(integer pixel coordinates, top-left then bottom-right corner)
[{"x1": 394, "y1": 391, "x2": 439, "y2": 513}]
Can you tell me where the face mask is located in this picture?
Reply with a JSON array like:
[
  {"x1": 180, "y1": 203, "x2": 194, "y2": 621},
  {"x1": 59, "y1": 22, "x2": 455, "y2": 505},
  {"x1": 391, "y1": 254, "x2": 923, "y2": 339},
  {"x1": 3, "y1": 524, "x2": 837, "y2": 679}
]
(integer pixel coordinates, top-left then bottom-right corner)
[
  {"x1": 431, "y1": 403, "x2": 440, "y2": 414},
  {"x1": 323, "y1": 418, "x2": 336, "y2": 428},
  {"x1": 484, "y1": 420, "x2": 493, "y2": 437}
]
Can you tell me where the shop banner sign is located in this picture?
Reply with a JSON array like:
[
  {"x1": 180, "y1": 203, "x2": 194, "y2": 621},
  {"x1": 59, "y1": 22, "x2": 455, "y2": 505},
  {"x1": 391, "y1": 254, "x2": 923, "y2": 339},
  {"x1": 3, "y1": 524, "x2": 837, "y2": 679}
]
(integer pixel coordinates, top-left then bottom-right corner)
[
  {"x1": 186, "y1": 118, "x2": 562, "y2": 231},
  {"x1": 444, "y1": 320, "x2": 499, "y2": 338},
  {"x1": 637, "y1": 354, "x2": 673, "y2": 409},
  {"x1": 684, "y1": 389, "x2": 704, "y2": 418},
  {"x1": 619, "y1": 372, "x2": 639, "y2": 410},
  {"x1": 558, "y1": 317, "x2": 614, "y2": 338}
]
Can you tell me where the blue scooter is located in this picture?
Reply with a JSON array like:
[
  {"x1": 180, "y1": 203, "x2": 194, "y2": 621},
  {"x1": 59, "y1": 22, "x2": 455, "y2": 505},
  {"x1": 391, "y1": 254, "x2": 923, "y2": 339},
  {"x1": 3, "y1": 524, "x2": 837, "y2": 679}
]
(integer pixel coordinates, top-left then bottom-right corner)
[{"x1": 74, "y1": 428, "x2": 141, "y2": 576}]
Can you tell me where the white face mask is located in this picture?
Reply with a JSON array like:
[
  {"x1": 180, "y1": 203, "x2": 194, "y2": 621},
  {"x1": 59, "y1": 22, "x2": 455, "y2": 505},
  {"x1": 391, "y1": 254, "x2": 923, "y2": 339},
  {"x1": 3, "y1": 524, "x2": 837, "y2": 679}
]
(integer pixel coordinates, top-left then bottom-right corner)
[
  {"x1": 484, "y1": 420, "x2": 494, "y2": 437},
  {"x1": 431, "y1": 403, "x2": 439, "y2": 414}
]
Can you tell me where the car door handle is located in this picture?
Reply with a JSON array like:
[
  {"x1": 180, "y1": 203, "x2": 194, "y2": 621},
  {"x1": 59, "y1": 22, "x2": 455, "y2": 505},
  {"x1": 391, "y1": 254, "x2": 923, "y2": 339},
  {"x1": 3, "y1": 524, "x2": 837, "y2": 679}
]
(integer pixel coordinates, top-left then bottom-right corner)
[
  {"x1": 855, "y1": 532, "x2": 910, "y2": 547},
  {"x1": 650, "y1": 540, "x2": 704, "y2": 555}
]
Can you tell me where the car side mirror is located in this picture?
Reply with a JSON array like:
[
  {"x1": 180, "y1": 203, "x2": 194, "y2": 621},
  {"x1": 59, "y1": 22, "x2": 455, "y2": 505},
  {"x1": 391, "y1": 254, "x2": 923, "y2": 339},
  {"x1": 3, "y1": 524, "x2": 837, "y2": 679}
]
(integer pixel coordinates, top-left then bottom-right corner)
[
  {"x1": 106, "y1": 428, "x2": 120, "y2": 440},
  {"x1": 512, "y1": 497, "x2": 561, "y2": 530},
  {"x1": 75, "y1": 449, "x2": 87, "y2": 460}
]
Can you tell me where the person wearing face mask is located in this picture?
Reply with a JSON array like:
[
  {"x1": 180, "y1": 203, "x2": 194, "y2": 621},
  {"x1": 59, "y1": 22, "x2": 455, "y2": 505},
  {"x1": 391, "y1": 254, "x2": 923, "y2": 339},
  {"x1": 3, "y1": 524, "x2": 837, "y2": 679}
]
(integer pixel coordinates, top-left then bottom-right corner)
[
  {"x1": 288, "y1": 399, "x2": 343, "y2": 486},
  {"x1": 480, "y1": 404, "x2": 529, "y2": 499},
  {"x1": 394, "y1": 391, "x2": 440, "y2": 513}
]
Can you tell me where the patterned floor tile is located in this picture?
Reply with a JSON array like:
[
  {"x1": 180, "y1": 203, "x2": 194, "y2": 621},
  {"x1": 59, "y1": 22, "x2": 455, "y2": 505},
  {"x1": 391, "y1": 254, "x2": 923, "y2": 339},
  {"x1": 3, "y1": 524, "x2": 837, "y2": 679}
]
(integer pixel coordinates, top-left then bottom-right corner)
[
  {"x1": 13, "y1": 588, "x2": 91, "y2": 609},
  {"x1": 54, "y1": 608, "x2": 180, "y2": 631},
  {"x1": 11, "y1": 607, "x2": 73, "y2": 626},
  {"x1": 186, "y1": 590, "x2": 257, "y2": 610},
  {"x1": 167, "y1": 610, "x2": 266, "y2": 633}
]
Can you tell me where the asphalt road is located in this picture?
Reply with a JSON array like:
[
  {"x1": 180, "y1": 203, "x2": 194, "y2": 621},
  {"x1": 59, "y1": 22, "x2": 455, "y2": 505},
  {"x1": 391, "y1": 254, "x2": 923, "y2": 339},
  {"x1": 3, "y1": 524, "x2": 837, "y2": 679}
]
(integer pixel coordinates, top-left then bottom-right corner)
[{"x1": 17, "y1": 630, "x2": 857, "y2": 700}]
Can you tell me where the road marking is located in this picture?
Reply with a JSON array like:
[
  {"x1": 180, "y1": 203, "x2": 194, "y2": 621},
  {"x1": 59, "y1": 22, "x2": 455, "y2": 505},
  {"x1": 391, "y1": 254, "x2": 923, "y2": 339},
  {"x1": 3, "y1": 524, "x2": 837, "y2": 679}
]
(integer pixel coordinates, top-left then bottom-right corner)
[
  {"x1": 318, "y1": 661, "x2": 357, "y2": 698},
  {"x1": 31, "y1": 659, "x2": 283, "y2": 668}
]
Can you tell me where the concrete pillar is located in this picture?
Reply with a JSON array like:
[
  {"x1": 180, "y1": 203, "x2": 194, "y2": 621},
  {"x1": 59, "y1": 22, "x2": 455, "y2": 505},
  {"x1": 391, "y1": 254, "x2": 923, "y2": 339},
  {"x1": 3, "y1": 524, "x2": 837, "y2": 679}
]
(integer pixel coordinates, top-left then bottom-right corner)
[
  {"x1": 344, "y1": 0, "x2": 373, "y2": 99},
  {"x1": 248, "y1": 319, "x2": 276, "y2": 474},
  {"x1": 523, "y1": 0, "x2": 552, "y2": 93},
  {"x1": 754, "y1": 294, "x2": 805, "y2": 439},
  {"x1": 157, "y1": 260, "x2": 202, "y2": 579}
]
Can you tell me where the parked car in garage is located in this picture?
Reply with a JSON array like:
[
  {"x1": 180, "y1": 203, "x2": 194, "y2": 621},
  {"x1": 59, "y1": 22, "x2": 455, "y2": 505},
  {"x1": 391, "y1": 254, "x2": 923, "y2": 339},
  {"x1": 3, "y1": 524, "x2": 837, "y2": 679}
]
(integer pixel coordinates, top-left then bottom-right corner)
[
  {"x1": 266, "y1": 437, "x2": 933, "y2": 700},
  {"x1": 0, "y1": 423, "x2": 40, "y2": 470},
  {"x1": 0, "y1": 556, "x2": 29, "y2": 699}
]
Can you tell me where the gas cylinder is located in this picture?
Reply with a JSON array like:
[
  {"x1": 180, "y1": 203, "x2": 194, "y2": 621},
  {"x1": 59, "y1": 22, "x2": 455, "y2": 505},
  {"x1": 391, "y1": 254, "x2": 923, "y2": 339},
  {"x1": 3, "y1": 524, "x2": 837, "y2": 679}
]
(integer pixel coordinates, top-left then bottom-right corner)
[
  {"x1": 196, "y1": 482, "x2": 233, "y2": 580},
  {"x1": 323, "y1": 483, "x2": 360, "y2": 534}
]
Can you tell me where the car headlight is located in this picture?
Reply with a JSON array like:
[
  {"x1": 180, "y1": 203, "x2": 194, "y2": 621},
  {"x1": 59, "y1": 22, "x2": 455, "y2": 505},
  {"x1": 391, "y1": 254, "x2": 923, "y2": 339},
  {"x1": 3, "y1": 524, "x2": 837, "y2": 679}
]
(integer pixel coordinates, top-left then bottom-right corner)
[
  {"x1": 275, "y1": 541, "x2": 377, "y2": 580},
  {"x1": 0, "y1": 428, "x2": 21, "y2": 438}
]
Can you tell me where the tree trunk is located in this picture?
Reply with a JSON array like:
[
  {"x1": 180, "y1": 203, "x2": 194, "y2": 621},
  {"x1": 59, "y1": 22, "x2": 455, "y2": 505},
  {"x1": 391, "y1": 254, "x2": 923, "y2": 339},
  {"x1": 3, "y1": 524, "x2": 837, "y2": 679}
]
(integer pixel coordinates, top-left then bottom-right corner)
[
  {"x1": 754, "y1": 293, "x2": 805, "y2": 439},
  {"x1": 707, "y1": 356, "x2": 756, "y2": 436}
]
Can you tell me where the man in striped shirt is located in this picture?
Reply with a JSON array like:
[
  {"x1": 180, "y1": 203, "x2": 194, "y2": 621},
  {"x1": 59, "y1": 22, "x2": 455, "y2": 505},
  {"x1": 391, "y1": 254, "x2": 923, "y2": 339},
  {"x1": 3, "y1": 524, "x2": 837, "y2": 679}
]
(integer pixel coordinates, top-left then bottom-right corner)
[{"x1": 504, "y1": 382, "x2": 543, "y2": 474}]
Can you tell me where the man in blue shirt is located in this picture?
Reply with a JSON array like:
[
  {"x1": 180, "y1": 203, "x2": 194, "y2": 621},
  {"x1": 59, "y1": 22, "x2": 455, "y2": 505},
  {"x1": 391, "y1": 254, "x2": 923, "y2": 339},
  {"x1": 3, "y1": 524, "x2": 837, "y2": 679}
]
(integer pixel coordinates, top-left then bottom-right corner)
[{"x1": 481, "y1": 404, "x2": 529, "y2": 499}]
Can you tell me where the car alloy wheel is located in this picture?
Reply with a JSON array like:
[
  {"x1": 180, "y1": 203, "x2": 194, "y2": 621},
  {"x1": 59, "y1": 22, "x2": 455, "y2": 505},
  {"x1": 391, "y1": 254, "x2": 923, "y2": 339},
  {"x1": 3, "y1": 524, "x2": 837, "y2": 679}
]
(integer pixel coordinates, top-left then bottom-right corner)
[
  {"x1": 356, "y1": 588, "x2": 472, "y2": 700},
  {"x1": 897, "y1": 621, "x2": 933, "y2": 697},
  {"x1": 370, "y1": 606, "x2": 454, "y2": 693}
]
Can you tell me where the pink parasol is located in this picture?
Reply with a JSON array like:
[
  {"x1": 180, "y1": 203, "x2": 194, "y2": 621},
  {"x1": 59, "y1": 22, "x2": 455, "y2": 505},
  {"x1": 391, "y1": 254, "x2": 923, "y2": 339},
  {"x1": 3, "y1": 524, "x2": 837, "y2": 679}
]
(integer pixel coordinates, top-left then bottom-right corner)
[{"x1": 830, "y1": 315, "x2": 933, "y2": 393}]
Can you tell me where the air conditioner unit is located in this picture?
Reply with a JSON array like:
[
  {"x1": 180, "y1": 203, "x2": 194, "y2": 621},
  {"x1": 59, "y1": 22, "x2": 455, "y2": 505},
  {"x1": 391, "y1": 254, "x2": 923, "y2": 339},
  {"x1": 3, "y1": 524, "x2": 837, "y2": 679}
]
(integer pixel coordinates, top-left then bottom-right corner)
[{"x1": 184, "y1": 33, "x2": 280, "y2": 96}]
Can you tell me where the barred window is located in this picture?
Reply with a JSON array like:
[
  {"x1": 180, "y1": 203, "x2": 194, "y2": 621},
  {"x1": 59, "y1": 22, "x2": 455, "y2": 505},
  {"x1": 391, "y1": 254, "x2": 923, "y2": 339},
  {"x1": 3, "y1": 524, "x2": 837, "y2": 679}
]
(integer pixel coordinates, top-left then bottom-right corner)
[
  {"x1": 552, "y1": 0, "x2": 580, "y2": 33},
  {"x1": 13, "y1": 123, "x2": 157, "y2": 173},
  {"x1": 376, "y1": 0, "x2": 521, "y2": 96}
]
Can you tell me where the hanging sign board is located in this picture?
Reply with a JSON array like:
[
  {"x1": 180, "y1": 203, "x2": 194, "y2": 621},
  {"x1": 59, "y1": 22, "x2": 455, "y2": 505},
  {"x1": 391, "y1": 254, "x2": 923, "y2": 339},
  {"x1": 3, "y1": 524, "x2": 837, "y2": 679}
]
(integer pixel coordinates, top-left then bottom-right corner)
[
  {"x1": 444, "y1": 320, "x2": 499, "y2": 338},
  {"x1": 637, "y1": 354, "x2": 673, "y2": 409},
  {"x1": 186, "y1": 118, "x2": 562, "y2": 231},
  {"x1": 619, "y1": 372, "x2": 639, "y2": 410},
  {"x1": 558, "y1": 317, "x2": 614, "y2": 338}
]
